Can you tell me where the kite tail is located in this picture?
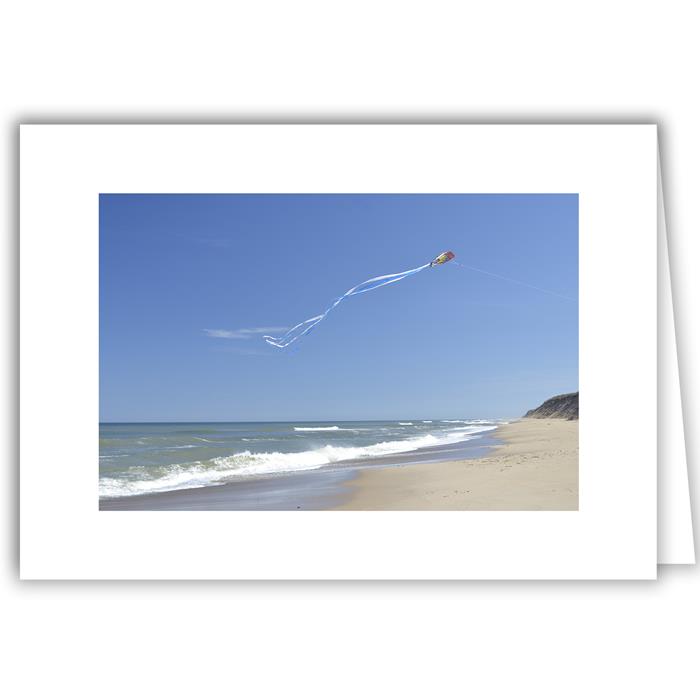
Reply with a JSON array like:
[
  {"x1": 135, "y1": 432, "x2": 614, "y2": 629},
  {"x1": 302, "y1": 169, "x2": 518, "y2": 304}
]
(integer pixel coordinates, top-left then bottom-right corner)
[{"x1": 263, "y1": 262, "x2": 431, "y2": 349}]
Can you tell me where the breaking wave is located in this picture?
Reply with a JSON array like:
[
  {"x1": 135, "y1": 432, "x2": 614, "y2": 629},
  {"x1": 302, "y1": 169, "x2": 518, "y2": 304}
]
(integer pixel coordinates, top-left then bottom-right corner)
[
  {"x1": 293, "y1": 426, "x2": 349, "y2": 432},
  {"x1": 99, "y1": 426, "x2": 495, "y2": 499}
]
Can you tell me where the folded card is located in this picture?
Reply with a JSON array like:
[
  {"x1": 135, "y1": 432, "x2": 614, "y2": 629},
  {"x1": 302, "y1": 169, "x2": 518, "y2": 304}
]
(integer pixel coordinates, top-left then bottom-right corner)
[{"x1": 20, "y1": 124, "x2": 674, "y2": 579}]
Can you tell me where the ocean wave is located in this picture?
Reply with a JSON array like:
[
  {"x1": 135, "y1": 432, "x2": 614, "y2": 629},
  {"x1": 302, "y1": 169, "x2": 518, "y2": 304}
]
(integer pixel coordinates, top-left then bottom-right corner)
[
  {"x1": 446, "y1": 425, "x2": 498, "y2": 433},
  {"x1": 99, "y1": 469, "x2": 214, "y2": 499},
  {"x1": 293, "y1": 426, "x2": 350, "y2": 432},
  {"x1": 398, "y1": 422, "x2": 413, "y2": 426},
  {"x1": 99, "y1": 426, "x2": 496, "y2": 499}
]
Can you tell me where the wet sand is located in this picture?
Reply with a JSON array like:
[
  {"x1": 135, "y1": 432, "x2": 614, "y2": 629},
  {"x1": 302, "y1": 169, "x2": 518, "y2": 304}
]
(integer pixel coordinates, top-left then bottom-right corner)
[
  {"x1": 334, "y1": 419, "x2": 578, "y2": 510},
  {"x1": 99, "y1": 469, "x2": 353, "y2": 510}
]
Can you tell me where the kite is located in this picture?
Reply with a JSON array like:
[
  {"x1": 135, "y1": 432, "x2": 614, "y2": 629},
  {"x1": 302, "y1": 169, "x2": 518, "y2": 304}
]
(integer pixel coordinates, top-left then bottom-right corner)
[
  {"x1": 263, "y1": 251, "x2": 455, "y2": 349},
  {"x1": 262, "y1": 248, "x2": 570, "y2": 350},
  {"x1": 430, "y1": 251, "x2": 455, "y2": 266}
]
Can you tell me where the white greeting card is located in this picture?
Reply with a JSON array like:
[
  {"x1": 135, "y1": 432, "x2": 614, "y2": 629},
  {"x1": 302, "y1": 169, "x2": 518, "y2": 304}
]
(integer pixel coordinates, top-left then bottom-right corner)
[{"x1": 20, "y1": 124, "x2": 665, "y2": 579}]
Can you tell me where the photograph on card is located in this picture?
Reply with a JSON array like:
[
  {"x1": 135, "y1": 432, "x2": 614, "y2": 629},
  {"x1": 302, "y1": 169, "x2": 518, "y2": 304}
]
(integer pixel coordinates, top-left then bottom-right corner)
[{"x1": 99, "y1": 193, "x2": 578, "y2": 511}]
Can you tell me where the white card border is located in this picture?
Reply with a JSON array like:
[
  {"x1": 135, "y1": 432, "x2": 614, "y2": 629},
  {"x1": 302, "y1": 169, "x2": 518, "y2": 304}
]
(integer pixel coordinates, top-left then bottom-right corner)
[{"x1": 20, "y1": 124, "x2": 657, "y2": 579}]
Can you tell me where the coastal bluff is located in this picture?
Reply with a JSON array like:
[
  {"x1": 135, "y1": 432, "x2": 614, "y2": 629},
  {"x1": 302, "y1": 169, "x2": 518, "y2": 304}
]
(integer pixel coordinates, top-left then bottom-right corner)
[{"x1": 524, "y1": 392, "x2": 578, "y2": 420}]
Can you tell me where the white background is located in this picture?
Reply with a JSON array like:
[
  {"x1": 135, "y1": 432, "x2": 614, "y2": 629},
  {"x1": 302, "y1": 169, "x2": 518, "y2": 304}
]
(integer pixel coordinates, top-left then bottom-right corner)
[{"x1": 3, "y1": 1, "x2": 697, "y2": 698}]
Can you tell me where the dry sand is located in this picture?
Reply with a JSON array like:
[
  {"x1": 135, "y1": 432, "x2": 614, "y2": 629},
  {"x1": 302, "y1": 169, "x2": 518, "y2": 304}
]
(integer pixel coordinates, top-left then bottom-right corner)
[{"x1": 334, "y1": 418, "x2": 578, "y2": 510}]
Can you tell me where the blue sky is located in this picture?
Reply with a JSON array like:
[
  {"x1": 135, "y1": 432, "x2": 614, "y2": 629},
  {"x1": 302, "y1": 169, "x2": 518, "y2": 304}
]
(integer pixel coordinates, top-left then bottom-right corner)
[{"x1": 100, "y1": 194, "x2": 578, "y2": 421}]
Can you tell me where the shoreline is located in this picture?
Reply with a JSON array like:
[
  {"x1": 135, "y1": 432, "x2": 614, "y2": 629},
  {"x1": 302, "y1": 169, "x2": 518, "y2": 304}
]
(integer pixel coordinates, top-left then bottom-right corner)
[
  {"x1": 99, "y1": 419, "x2": 577, "y2": 511},
  {"x1": 99, "y1": 468, "x2": 353, "y2": 511},
  {"x1": 334, "y1": 419, "x2": 578, "y2": 510},
  {"x1": 98, "y1": 428, "x2": 501, "y2": 510}
]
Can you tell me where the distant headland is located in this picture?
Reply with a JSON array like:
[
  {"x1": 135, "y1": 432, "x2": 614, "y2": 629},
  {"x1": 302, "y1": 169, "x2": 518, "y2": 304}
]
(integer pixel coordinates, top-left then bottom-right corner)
[{"x1": 524, "y1": 392, "x2": 579, "y2": 420}]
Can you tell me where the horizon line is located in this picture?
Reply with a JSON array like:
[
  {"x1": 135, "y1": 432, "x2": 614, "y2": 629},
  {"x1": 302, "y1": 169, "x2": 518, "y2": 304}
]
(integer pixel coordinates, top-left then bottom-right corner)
[{"x1": 99, "y1": 416, "x2": 517, "y2": 424}]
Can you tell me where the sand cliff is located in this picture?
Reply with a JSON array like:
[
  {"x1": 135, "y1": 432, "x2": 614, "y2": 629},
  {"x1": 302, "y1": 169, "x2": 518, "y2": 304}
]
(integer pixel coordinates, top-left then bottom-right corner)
[{"x1": 524, "y1": 392, "x2": 578, "y2": 420}]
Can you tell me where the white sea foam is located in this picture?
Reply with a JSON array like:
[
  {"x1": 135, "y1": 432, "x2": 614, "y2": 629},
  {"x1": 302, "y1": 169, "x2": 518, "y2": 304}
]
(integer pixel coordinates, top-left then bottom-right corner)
[
  {"x1": 446, "y1": 425, "x2": 498, "y2": 434},
  {"x1": 293, "y1": 426, "x2": 348, "y2": 432},
  {"x1": 398, "y1": 422, "x2": 413, "y2": 425},
  {"x1": 99, "y1": 425, "x2": 497, "y2": 499},
  {"x1": 99, "y1": 468, "x2": 216, "y2": 499}
]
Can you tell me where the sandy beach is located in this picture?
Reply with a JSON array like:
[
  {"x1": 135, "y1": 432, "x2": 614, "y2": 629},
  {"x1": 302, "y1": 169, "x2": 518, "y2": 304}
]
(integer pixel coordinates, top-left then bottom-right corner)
[{"x1": 334, "y1": 418, "x2": 578, "y2": 510}]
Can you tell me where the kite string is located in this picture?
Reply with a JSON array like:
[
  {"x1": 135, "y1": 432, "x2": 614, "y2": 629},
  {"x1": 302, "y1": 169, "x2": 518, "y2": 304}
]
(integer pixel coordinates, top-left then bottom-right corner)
[{"x1": 451, "y1": 261, "x2": 575, "y2": 301}]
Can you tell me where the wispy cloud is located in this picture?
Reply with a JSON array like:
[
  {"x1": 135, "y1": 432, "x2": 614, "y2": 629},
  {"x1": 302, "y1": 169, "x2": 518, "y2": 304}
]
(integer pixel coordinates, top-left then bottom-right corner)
[{"x1": 203, "y1": 327, "x2": 287, "y2": 340}]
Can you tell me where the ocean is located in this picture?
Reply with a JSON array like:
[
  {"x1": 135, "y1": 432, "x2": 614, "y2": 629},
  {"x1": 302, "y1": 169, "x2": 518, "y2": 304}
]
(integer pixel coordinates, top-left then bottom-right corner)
[{"x1": 99, "y1": 419, "x2": 506, "y2": 500}]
